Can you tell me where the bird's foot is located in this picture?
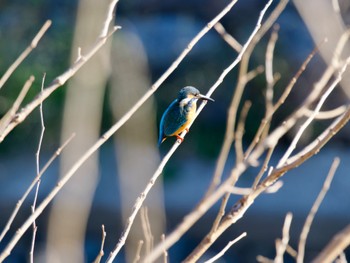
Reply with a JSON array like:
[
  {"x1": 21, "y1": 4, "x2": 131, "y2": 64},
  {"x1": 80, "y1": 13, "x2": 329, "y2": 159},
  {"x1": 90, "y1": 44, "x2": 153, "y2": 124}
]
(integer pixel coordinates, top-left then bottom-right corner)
[
  {"x1": 175, "y1": 135, "x2": 184, "y2": 143},
  {"x1": 185, "y1": 128, "x2": 189, "y2": 133}
]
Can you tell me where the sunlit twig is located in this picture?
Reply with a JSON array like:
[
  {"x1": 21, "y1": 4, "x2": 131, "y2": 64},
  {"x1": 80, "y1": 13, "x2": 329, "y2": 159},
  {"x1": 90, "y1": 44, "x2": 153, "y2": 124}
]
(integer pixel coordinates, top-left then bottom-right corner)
[
  {"x1": 0, "y1": 20, "x2": 51, "y2": 90},
  {"x1": 132, "y1": 240, "x2": 144, "y2": 263},
  {"x1": 29, "y1": 73, "x2": 46, "y2": 263},
  {"x1": 297, "y1": 158, "x2": 340, "y2": 263},
  {"x1": 275, "y1": 212, "x2": 293, "y2": 263},
  {"x1": 0, "y1": 76, "x2": 35, "y2": 135},
  {"x1": 93, "y1": 225, "x2": 107, "y2": 263},
  {"x1": 204, "y1": 232, "x2": 247, "y2": 263},
  {"x1": 214, "y1": 22, "x2": 242, "y2": 52},
  {"x1": 0, "y1": 133, "x2": 75, "y2": 243}
]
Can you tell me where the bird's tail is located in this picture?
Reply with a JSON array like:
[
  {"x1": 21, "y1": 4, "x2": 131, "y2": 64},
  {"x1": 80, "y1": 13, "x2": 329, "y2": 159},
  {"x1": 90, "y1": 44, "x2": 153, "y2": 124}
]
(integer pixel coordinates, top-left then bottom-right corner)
[{"x1": 158, "y1": 136, "x2": 166, "y2": 146}]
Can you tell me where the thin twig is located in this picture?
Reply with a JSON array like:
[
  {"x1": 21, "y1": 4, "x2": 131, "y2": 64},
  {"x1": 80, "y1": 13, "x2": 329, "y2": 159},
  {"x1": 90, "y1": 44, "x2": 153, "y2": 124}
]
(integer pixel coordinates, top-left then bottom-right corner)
[
  {"x1": 303, "y1": 105, "x2": 347, "y2": 119},
  {"x1": 210, "y1": 193, "x2": 231, "y2": 234},
  {"x1": 297, "y1": 158, "x2": 340, "y2": 263},
  {"x1": 181, "y1": 105, "x2": 350, "y2": 263},
  {"x1": 0, "y1": 1, "x2": 120, "y2": 260},
  {"x1": 93, "y1": 225, "x2": 107, "y2": 263},
  {"x1": 161, "y1": 234, "x2": 168, "y2": 263},
  {"x1": 275, "y1": 212, "x2": 293, "y2": 263},
  {"x1": 0, "y1": 76, "x2": 35, "y2": 135},
  {"x1": 132, "y1": 240, "x2": 144, "y2": 263},
  {"x1": 235, "y1": 101, "x2": 252, "y2": 163},
  {"x1": 206, "y1": 0, "x2": 289, "y2": 195},
  {"x1": 145, "y1": 1, "x2": 277, "y2": 261},
  {"x1": 204, "y1": 232, "x2": 247, "y2": 263},
  {"x1": 262, "y1": 24, "x2": 279, "y2": 141},
  {"x1": 0, "y1": 20, "x2": 51, "y2": 89},
  {"x1": 244, "y1": 41, "x2": 321, "y2": 159},
  {"x1": 0, "y1": 134, "x2": 75, "y2": 242},
  {"x1": 141, "y1": 207, "x2": 154, "y2": 255},
  {"x1": 278, "y1": 59, "x2": 350, "y2": 167},
  {"x1": 285, "y1": 244, "x2": 298, "y2": 259},
  {"x1": 0, "y1": 4, "x2": 121, "y2": 143},
  {"x1": 29, "y1": 73, "x2": 46, "y2": 263},
  {"x1": 256, "y1": 255, "x2": 274, "y2": 263},
  {"x1": 214, "y1": 22, "x2": 242, "y2": 52},
  {"x1": 0, "y1": 133, "x2": 75, "y2": 243},
  {"x1": 252, "y1": 147, "x2": 274, "y2": 189},
  {"x1": 100, "y1": 0, "x2": 118, "y2": 38},
  {"x1": 0, "y1": 0, "x2": 240, "y2": 260},
  {"x1": 265, "y1": 25, "x2": 279, "y2": 93},
  {"x1": 226, "y1": 181, "x2": 282, "y2": 195},
  {"x1": 254, "y1": 32, "x2": 349, "y2": 160}
]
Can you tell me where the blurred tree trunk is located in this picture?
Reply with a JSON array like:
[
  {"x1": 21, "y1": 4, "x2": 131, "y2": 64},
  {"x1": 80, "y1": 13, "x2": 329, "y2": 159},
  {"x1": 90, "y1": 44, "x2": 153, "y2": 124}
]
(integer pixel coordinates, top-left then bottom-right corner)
[
  {"x1": 294, "y1": 0, "x2": 350, "y2": 98},
  {"x1": 46, "y1": 0, "x2": 112, "y2": 262},
  {"x1": 110, "y1": 28, "x2": 166, "y2": 262}
]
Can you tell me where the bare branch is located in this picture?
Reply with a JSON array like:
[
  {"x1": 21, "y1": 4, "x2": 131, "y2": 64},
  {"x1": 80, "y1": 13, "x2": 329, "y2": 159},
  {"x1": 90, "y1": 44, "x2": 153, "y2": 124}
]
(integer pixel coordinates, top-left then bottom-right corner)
[
  {"x1": 263, "y1": 25, "x2": 279, "y2": 141},
  {"x1": 100, "y1": 0, "x2": 118, "y2": 38},
  {"x1": 0, "y1": 2, "x2": 121, "y2": 143},
  {"x1": 210, "y1": 193, "x2": 231, "y2": 234},
  {"x1": 0, "y1": 76, "x2": 35, "y2": 135},
  {"x1": 297, "y1": 158, "x2": 340, "y2": 263},
  {"x1": 252, "y1": 146, "x2": 274, "y2": 189},
  {"x1": 0, "y1": 20, "x2": 51, "y2": 89},
  {"x1": 204, "y1": 232, "x2": 247, "y2": 263},
  {"x1": 278, "y1": 59, "x2": 350, "y2": 167},
  {"x1": 312, "y1": 224, "x2": 350, "y2": 263},
  {"x1": 207, "y1": 0, "x2": 289, "y2": 195},
  {"x1": 161, "y1": 234, "x2": 168, "y2": 263},
  {"x1": 180, "y1": 105, "x2": 350, "y2": 263},
  {"x1": 29, "y1": 73, "x2": 46, "y2": 263},
  {"x1": 93, "y1": 225, "x2": 107, "y2": 263},
  {"x1": 275, "y1": 212, "x2": 293, "y2": 263},
  {"x1": 132, "y1": 240, "x2": 144, "y2": 263},
  {"x1": 141, "y1": 207, "x2": 154, "y2": 255},
  {"x1": 257, "y1": 255, "x2": 274, "y2": 263},
  {"x1": 303, "y1": 105, "x2": 347, "y2": 119},
  {"x1": 244, "y1": 42, "x2": 321, "y2": 159},
  {"x1": 145, "y1": 2, "x2": 283, "y2": 261},
  {"x1": 265, "y1": 24, "x2": 279, "y2": 108},
  {"x1": 0, "y1": 133, "x2": 75, "y2": 243},
  {"x1": 235, "y1": 100, "x2": 252, "y2": 163},
  {"x1": 214, "y1": 22, "x2": 242, "y2": 52}
]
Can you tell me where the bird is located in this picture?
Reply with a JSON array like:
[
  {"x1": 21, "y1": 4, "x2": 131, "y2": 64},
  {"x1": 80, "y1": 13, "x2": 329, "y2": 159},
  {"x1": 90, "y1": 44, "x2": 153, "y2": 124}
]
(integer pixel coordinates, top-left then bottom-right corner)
[{"x1": 158, "y1": 86, "x2": 214, "y2": 146}]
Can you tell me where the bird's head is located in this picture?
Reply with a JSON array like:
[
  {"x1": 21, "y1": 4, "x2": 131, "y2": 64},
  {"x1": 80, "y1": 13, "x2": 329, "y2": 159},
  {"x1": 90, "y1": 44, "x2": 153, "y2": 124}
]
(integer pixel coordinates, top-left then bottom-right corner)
[{"x1": 178, "y1": 86, "x2": 214, "y2": 102}]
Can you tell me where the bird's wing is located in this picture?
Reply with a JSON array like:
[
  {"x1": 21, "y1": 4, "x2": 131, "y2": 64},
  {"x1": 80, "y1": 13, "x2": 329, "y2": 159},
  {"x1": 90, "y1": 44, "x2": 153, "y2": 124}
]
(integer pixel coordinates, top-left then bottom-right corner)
[{"x1": 161, "y1": 99, "x2": 188, "y2": 137}]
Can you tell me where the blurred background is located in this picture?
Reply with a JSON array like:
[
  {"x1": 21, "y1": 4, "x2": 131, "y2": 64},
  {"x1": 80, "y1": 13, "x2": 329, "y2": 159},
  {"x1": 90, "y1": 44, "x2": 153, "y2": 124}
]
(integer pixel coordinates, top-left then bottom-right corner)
[{"x1": 0, "y1": 0, "x2": 350, "y2": 262}]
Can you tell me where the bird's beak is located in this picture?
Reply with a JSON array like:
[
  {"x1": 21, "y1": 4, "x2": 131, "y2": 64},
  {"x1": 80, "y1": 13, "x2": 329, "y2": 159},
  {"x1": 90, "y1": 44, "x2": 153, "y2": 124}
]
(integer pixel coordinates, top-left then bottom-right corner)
[{"x1": 197, "y1": 94, "x2": 214, "y2": 102}]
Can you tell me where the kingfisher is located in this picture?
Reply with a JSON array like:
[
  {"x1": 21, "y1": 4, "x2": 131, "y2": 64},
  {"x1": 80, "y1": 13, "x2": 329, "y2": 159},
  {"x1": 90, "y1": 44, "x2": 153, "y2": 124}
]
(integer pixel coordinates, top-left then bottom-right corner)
[{"x1": 158, "y1": 86, "x2": 214, "y2": 146}]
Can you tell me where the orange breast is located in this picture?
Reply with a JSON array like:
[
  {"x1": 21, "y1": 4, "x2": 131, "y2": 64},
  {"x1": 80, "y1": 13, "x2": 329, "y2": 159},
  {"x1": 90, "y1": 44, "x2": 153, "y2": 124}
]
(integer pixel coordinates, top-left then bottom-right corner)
[{"x1": 169, "y1": 103, "x2": 196, "y2": 136}]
